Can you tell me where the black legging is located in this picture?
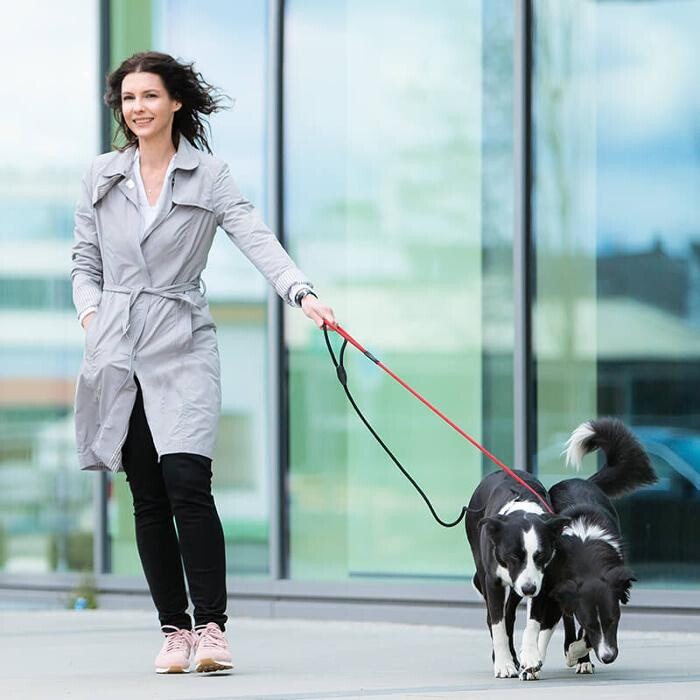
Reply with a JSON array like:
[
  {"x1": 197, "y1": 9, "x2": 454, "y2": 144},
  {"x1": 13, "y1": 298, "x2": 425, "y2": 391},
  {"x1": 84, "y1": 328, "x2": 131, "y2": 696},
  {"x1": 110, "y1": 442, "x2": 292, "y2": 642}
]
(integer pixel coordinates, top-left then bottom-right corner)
[{"x1": 121, "y1": 374, "x2": 228, "y2": 632}]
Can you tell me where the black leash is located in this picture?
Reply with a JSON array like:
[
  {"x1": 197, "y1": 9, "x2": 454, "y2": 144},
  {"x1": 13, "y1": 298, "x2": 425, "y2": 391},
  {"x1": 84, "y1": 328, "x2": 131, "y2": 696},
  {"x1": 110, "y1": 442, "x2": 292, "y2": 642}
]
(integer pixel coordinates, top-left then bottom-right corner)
[{"x1": 322, "y1": 325, "x2": 471, "y2": 529}]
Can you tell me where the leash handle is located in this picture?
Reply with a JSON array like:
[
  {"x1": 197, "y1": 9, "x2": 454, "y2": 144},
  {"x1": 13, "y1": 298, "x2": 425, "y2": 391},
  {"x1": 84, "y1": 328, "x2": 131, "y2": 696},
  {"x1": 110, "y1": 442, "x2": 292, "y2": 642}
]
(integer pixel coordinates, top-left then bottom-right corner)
[{"x1": 322, "y1": 321, "x2": 554, "y2": 516}]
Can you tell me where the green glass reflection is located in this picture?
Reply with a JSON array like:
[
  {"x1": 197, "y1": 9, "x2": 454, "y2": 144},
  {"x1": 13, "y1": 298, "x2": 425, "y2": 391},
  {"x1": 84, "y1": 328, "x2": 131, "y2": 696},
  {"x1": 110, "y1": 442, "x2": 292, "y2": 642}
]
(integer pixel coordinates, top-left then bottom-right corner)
[{"x1": 285, "y1": 0, "x2": 513, "y2": 581}]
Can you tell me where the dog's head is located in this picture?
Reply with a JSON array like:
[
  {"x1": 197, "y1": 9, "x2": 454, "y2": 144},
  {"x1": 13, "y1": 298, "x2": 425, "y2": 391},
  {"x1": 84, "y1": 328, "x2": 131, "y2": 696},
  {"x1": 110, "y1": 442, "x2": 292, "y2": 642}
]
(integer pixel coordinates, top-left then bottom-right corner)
[
  {"x1": 552, "y1": 566, "x2": 636, "y2": 664},
  {"x1": 479, "y1": 513, "x2": 570, "y2": 598}
]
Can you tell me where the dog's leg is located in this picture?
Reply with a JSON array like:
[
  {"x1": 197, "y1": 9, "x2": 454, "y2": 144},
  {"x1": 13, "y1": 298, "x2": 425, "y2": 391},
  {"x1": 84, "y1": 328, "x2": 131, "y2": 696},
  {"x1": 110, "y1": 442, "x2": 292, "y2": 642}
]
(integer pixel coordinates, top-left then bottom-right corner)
[
  {"x1": 486, "y1": 581, "x2": 518, "y2": 678},
  {"x1": 573, "y1": 626, "x2": 595, "y2": 674},
  {"x1": 563, "y1": 615, "x2": 590, "y2": 667},
  {"x1": 519, "y1": 592, "x2": 546, "y2": 681},
  {"x1": 537, "y1": 627, "x2": 554, "y2": 665},
  {"x1": 563, "y1": 614, "x2": 577, "y2": 666},
  {"x1": 504, "y1": 588, "x2": 521, "y2": 670},
  {"x1": 537, "y1": 597, "x2": 561, "y2": 666}
]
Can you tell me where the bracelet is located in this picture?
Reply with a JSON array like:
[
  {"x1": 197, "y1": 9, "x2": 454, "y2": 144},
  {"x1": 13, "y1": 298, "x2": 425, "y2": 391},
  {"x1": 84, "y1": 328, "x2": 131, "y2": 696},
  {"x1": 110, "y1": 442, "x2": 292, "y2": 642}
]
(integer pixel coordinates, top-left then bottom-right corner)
[{"x1": 295, "y1": 288, "x2": 318, "y2": 306}]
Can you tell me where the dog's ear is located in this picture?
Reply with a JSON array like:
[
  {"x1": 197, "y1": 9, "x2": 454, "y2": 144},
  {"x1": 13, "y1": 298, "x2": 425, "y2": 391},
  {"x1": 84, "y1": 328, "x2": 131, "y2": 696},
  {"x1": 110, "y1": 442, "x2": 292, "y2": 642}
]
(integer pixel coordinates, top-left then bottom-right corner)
[
  {"x1": 551, "y1": 579, "x2": 580, "y2": 615},
  {"x1": 605, "y1": 566, "x2": 637, "y2": 604},
  {"x1": 478, "y1": 516, "x2": 505, "y2": 542},
  {"x1": 545, "y1": 515, "x2": 571, "y2": 537}
]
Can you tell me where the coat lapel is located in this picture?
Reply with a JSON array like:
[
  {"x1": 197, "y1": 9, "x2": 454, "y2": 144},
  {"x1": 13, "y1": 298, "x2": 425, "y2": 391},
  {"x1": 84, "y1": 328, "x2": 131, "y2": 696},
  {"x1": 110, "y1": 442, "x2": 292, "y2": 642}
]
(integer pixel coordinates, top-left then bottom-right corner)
[
  {"x1": 92, "y1": 144, "x2": 136, "y2": 206},
  {"x1": 139, "y1": 137, "x2": 207, "y2": 246},
  {"x1": 92, "y1": 137, "x2": 205, "y2": 245},
  {"x1": 117, "y1": 178, "x2": 139, "y2": 210}
]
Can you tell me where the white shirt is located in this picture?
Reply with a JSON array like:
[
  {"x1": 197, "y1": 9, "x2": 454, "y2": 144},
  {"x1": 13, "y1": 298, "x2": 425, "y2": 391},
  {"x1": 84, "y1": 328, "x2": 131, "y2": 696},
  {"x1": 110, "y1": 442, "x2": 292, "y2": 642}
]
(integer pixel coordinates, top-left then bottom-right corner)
[{"x1": 132, "y1": 148, "x2": 177, "y2": 237}]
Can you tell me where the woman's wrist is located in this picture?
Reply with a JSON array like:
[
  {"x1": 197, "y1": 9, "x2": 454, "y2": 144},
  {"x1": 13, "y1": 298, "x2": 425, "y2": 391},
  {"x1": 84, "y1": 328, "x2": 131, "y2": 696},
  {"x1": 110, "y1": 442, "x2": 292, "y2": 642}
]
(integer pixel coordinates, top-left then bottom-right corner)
[
  {"x1": 78, "y1": 305, "x2": 98, "y2": 324},
  {"x1": 295, "y1": 288, "x2": 317, "y2": 306}
]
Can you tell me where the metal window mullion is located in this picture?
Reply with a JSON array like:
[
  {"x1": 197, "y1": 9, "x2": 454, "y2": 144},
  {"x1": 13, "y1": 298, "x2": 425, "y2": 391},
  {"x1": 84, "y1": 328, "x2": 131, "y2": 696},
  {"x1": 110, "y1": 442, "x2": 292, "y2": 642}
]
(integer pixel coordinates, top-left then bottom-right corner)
[
  {"x1": 266, "y1": 0, "x2": 286, "y2": 580},
  {"x1": 513, "y1": 0, "x2": 533, "y2": 472},
  {"x1": 94, "y1": 0, "x2": 112, "y2": 576}
]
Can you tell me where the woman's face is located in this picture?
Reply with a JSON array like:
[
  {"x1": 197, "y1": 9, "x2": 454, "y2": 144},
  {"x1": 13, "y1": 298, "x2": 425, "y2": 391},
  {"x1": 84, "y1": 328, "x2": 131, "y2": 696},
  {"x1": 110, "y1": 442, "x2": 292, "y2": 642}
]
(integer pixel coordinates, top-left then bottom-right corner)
[{"x1": 121, "y1": 71, "x2": 181, "y2": 143}]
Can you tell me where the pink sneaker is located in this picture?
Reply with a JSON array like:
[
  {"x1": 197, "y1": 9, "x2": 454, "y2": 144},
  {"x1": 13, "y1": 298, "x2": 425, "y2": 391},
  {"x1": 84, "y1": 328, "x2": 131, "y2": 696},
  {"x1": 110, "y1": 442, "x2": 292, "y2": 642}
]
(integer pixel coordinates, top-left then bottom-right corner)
[
  {"x1": 193, "y1": 622, "x2": 234, "y2": 673},
  {"x1": 155, "y1": 625, "x2": 196, "y2": 674}
]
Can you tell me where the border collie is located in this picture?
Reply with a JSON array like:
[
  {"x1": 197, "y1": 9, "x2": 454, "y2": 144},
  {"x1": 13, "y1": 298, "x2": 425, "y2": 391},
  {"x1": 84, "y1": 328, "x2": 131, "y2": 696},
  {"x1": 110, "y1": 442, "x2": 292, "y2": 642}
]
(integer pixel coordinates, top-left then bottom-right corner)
[
  {"x1": 466, "y1": 469, "x2": 569, "y2": 680},
  {"x1": 538, "y1": 417, "x2": 657, "y2": 674}
]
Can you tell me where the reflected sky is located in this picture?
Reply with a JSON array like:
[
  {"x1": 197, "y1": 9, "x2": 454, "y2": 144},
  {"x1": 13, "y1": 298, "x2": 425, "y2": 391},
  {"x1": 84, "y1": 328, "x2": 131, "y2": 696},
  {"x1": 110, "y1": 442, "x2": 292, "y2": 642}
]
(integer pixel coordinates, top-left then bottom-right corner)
[
  {"x1": 597, "y1": 0, "x2": 700, "y2": 254},
  {"x1": 0, "y1": 1, "x2": 99, "y2": 171}
]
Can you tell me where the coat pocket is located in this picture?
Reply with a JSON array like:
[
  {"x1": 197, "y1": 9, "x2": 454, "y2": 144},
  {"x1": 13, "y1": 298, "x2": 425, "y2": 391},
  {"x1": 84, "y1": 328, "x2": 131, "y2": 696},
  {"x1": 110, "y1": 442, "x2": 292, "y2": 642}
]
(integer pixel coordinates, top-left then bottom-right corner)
[
  {"x1": 171, "y1": 301, "x2": 194, "y2": 349},
  {"x1": 84, "y1": 310, "x2": 101, "y2": 359},
  {"x1": 192, "y1": 297, "x2": 217, "y2": 334}
]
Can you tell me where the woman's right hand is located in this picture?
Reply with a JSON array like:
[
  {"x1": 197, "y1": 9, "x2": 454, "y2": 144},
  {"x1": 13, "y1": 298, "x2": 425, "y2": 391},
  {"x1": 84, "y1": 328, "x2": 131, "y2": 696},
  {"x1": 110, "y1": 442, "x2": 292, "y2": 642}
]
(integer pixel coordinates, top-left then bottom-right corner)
[{"x1": 82, "y1": 312, "x2": 96, "y2": 330}]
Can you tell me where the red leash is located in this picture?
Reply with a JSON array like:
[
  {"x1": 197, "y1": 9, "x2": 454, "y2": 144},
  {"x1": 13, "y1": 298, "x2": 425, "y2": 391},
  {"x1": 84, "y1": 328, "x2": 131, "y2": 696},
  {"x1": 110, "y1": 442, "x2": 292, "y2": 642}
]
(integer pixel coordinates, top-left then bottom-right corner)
[{"x1": 323, "y1": 321, "x2": 554, "y2": 516}]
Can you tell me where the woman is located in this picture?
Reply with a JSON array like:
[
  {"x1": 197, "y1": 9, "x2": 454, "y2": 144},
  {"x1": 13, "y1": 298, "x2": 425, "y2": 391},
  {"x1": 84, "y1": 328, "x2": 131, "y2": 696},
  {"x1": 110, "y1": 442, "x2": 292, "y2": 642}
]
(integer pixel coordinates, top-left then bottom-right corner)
[{"x1": 70, "y1": 51, "x2": 336, "y2": 674}]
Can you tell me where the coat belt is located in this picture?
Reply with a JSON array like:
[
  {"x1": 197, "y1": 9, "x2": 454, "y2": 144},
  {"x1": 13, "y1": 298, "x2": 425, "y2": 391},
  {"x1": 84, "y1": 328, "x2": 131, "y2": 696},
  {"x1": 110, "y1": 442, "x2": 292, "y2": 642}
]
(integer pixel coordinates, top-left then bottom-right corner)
[{"x1": 102, "y1": 279, "x2": 205, "y2": 337}]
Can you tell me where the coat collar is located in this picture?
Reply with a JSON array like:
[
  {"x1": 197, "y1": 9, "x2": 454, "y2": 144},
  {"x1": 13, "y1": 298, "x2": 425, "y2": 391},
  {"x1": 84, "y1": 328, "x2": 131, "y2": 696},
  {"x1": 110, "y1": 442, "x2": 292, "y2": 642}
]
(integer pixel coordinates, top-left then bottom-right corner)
[
  {"x1": 94, "y1": 134, "x2": 201, "y2": 204},
  {"x1": 102, "y1": 134, "x2": 200, "y2": 177}
]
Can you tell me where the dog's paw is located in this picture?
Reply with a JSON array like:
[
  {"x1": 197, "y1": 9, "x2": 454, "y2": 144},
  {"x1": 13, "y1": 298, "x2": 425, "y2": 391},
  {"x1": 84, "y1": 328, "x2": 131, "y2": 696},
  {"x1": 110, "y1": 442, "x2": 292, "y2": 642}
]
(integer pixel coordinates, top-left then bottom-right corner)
[
  {"x1": 575, "y1": 660, "x2": 595, "y2": 674},
  {"x1": 520, "y1": 647, "x2": 542, "y2": 681},
  {"x1": 519, "y1": 668, "x2": 541, "y2": 681},
  {"x1": 565, "y1": 639, "x2": 590, "y2": 667},
  {"x1": 493, "y1": 660, "x2": 519, "y2": 678}
]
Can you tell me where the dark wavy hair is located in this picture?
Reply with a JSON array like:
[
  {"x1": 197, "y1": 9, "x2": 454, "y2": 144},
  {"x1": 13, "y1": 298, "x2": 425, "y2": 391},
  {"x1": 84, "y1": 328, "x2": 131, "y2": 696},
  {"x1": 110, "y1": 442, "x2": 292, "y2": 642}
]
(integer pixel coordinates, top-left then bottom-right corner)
[{"x1": 104, "y1": 51, "x2": 230, "y2": 153}]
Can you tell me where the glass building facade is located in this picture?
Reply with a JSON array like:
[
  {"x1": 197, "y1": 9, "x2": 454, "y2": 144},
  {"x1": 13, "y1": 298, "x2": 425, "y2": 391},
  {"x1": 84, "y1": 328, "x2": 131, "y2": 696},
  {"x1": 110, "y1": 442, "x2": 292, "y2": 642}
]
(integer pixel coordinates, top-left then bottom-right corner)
[{"x1": 1, "y1": 0, "x2": 699, "y2": 608}]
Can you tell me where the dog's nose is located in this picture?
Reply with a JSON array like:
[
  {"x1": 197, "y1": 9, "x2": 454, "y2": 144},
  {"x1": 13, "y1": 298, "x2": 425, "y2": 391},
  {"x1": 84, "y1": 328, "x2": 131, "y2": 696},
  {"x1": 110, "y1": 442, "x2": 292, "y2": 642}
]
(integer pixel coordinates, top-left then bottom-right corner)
[
  {"x1": 600, "y1": 649, "x2": 617, "y2": 664},
  {"x1": 521, "y1": 583, "x2": 537, "y2": 596}
]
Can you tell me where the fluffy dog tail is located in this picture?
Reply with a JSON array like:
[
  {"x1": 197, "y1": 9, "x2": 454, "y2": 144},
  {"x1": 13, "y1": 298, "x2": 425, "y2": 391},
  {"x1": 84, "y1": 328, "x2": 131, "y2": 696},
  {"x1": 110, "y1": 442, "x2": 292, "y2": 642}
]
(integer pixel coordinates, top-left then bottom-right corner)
[{"x1": 564, "y1": 417, "x2": 657, "y2": 498}]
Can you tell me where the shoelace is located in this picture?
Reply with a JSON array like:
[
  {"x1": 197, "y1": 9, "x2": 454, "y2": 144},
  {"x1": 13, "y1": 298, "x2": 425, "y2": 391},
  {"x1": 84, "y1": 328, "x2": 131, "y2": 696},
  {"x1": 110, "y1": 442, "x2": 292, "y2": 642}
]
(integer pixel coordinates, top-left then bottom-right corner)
[
  {"x1": 194, "y1": 623, "x2": 227, "y2": 650},
  {"x1": 161, "y1": 626, "x2": 196, "y2": 653}
]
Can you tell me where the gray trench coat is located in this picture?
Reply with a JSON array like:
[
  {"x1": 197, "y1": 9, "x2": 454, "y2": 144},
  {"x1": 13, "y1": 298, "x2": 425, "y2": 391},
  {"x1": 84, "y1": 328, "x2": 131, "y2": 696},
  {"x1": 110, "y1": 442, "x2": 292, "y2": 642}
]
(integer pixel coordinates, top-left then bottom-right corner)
[{"x1": 71, "y1": 135, "x2": 312, "y2": 472}]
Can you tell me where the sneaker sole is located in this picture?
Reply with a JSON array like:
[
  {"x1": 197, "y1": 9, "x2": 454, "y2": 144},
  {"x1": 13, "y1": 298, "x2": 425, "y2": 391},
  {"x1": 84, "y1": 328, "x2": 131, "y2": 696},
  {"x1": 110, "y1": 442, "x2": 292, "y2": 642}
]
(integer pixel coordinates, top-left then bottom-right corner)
[
  {"x1": 156, "y1": 666, "x2": 190, "y2": 674},
  {"x1": 195, "y1": 658, "x2": 234, "y2": 673}
]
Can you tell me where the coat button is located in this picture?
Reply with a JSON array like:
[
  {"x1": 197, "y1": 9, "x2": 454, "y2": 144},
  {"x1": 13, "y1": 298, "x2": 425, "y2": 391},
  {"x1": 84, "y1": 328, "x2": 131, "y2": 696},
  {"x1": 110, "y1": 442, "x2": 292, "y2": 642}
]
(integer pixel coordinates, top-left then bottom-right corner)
[{"x1": 125, "y1": 179, "x2": 135, "y2": 189}]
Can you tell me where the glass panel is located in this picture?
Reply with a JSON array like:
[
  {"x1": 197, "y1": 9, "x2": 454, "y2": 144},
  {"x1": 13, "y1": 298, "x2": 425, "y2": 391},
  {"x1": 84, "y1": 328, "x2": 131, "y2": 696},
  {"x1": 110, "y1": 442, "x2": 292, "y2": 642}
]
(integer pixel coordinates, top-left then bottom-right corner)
[
  {"x1": 285, "y1": 0, "x2": 514, "y2": 581},
  {"x1": 533, "y1": 0, "x2": 700, "y2": 587},
  {"x1": 107, "y1": 0, "x2": 271, "y2": 577},
  {"x1": 0, "y1": 1, "x2": 99, "y2": 574}
]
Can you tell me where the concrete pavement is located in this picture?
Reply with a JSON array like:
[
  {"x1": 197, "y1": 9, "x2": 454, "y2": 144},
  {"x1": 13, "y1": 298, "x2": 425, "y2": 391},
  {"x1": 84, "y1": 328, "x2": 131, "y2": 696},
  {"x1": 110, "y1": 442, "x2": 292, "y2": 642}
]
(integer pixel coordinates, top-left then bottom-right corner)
[{"x1": 1, "y1": 607, "x2": 700, "y2": 699}]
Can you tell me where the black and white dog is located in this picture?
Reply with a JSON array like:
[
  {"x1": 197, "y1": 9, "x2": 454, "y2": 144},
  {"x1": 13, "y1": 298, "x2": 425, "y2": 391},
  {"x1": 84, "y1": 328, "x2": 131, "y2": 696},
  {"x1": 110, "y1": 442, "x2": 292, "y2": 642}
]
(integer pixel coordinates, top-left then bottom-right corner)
[
  {"x1": 466, "y1": 469, "x2": 569, "y2": 680},
  {"x1": 538, "y1": 418, "x2": 657, "y2": 674}
]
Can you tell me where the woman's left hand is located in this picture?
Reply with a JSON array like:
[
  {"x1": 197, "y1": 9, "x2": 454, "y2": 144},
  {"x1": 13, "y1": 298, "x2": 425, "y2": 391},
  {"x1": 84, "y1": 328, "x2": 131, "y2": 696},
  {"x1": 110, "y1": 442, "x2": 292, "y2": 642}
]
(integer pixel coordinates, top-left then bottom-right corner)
[{"x1": 301, "y1": 295, "x2": 336, "y2": 329}]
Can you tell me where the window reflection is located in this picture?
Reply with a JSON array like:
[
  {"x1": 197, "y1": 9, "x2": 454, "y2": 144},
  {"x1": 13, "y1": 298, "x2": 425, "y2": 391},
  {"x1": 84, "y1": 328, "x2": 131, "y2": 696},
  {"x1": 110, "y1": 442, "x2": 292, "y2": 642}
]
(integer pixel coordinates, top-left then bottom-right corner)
[
  {"x1": 285, "y1": 0, "x2": 514, "y2": 581},
  {"x1": 533, "y1": 0, "x2": 700, "y2": 585},
  {"x1": 0, "y1": 1, "x2": 99, "y2": 574}
]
